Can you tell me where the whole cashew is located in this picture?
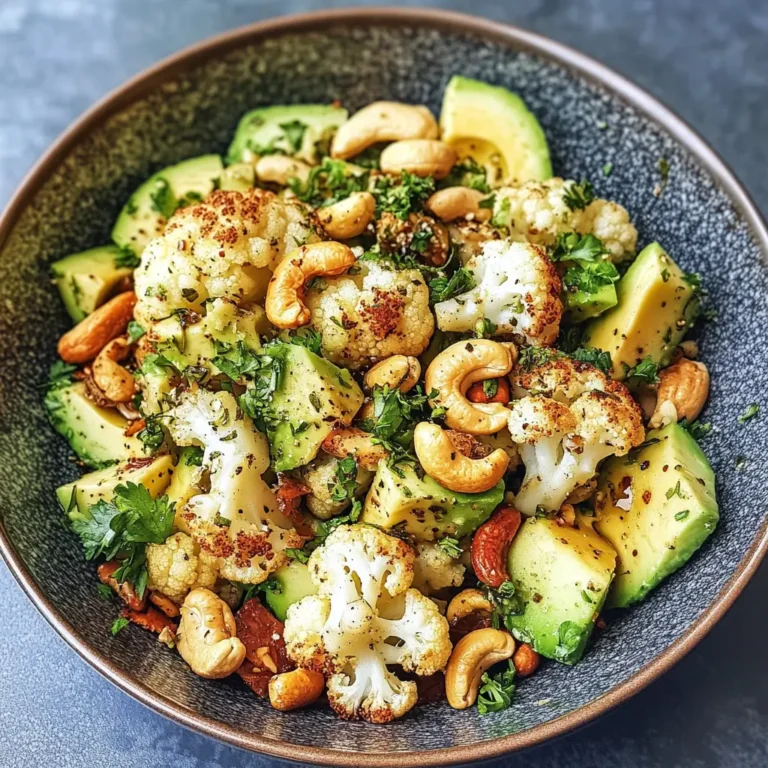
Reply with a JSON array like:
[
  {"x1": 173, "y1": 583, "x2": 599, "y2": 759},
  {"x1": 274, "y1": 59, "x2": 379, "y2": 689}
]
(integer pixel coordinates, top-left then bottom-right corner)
[
  {"x1": 363, "y1": 355, "x2": 421, "y2": 392},
  {"x1": 649, "y1": 358, "x2": 710, "y2": 428},
  {"x1": 425, "y1": 339, "x2": 516, "y2": 434},
  {"x1": 255, "y1": 155, "x2": 311, "y2": 186},
  {"x1": 445, "y1": 628, "x2": 516, "y2": 710},
  {"x1": 316, "y1": 192, "x2": 376, "y2": 240},
  {"x1": 414, "y1": 422, "x2": 508, "y2": 493},
  {"x1": 331, "y1": 101, "x2": 439, "y2": 160},
  {"x1": 269, "y1": 668, "x2": 326, "y2": 711},
  {"x1": 266, "y1": 241, "x2": 356, "y2": 328},
  {"x1": 57, "y1": 292, "x2": 137, "y2": 364},
  {"x1": 446, "y1": 588, "x2": 493, "y2": 624},
  {"x1": 426, "y1": 187, "x2": 492, "y2": 223},
  {"x1": 93, "y1": 335, "x2": 137, "y2": 403},
  {"x1": 380, "y1": 139, "x2": 457, "y2": 180},
  {"x1": 321, "y1": 426, "x2": 389, "y2": 471},
  {"x1": 176, "y1": 588, "x2": 246, "y2": 679}
]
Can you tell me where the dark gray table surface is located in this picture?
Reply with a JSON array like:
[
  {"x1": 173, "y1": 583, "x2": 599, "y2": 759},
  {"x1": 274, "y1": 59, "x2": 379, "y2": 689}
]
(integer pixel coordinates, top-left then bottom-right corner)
[{"x1": 1, "y1": 1, "x2": 766, "y2": 766}]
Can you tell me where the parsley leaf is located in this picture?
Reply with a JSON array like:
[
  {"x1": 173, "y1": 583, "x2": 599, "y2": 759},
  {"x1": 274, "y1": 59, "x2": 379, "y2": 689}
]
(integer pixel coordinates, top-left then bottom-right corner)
[
  {"x1": 278, "y1": 120, "x2": 308, "y2": 154},
  {"x1": 553, "y1": 620, "x2": 587, "y2": 663},
  {"x1": 569, "y1": 346, "x2": 612, "y2": 374},
  {"x1": 212, "y1": 340, "x2": 263, "y2": 382},
  {"x1": 148, "y1": 178, "x2": 176, "y2": 218},
  {"x1": 114, "y1": 246, "x2": 141, "y2": 269},
  {"x1": 428, "y1": 267, "x2": 475, "y2": 304},
  {"x1": 623, "y1": 356, "x2": 660, "y2": 384},
  {"x1": 111, "y1": 617, "x2": 129, "y2": 636},
  {"x1": 517, "y1": 346, "x2": 560, "y2": 371},
  {"x1": 738, "y1": 403, "x2": 760, "y2": 424},
  {"x1": 477, "y1": 660, "x2": 516, "y2": 715},
  {"x1": 289, "y1": 158, "x2": 369, "y2": 207},
  {"x1": 562, "y1": 180, "x2": 595, "y2": 211},
  {"x1": 47, "y1": 360, "x2": 77, "y2": 390},
  {"x1": 137, "y1": 414, "x2": 165, "y2": 454},
  {"x1": 563, "y1": 260, "x2": 619, "y2": 296},
  {"x1": 436, "y1": 536, "x2": 462, "y2": 559},
  {"x1": 440, "y1": 157, "x2": 490, "y2": 193},
  {"x1": 373, "y1": 170, "x2": 435, "y2": 220},
  {"x1": 680, "y1": 419, "x2": 712, "y2": 442},
  {"x1": 550, "y1": 232, "x2": 607, "y2": 263},
  {"x1": 285, "y1": 328, "x2": 323, "y2": 355},
  {"x1": 127, "y1": 320, "x2": 145, "y2": 343}
]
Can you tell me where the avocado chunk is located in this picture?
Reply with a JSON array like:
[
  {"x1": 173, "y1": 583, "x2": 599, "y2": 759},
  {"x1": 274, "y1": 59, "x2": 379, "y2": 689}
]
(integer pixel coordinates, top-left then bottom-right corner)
[
  {"x1": 226, "y1": 104, "x2": 348, "y2": 166},
  {"x1": 361, "y1": 462, "x2": 504, "y2": 541},
  {"x1": 439, "y1": 76, "x2": 551, "y2": 185},
  {"x1": 45, "y1": 382, "x2": 144, "y2": 468},
  {"x1": 565, "y1": 280, "x2": 618, "y2": 324},
  {"x1": 51, "y1": 245, "x2": 134, "y2": 323},
  {"x1": 112, "y1": 154, "x2": 224, "y2": 257},
  {"x1": 583, "y1": 242, "x2": 699, "y2": 379},
  {"x1": 505, "y1": 516, "x2": 617, "y2": 665},
  {"x1": 263, "y1": 561, "x2": 319, "y2": 621},
  {"x1": 218, "y1": 162, "x2": 255, "y2": 192},
  {"x1": 595, "y1": 422, "x2": 719, "y2": 608},
  {"x1": 165, "y1": 448, "x2": 205, "y2": 531},
  {"x1": 266, "y1": 344, "x2": 364, "y2": 472},
  {"x1": 56, "y1": 455, "x2": 174, "y2": 521}
]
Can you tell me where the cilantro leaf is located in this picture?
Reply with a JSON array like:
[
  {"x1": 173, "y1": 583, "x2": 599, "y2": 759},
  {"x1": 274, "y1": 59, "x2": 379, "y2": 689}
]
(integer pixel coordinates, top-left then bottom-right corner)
[
  {"x1": 212, "y1": 341, "x2": 263, "y2": 382},
  {"x1": 563, "y1": 260, "x2": 619, "y2": 295},
  {"x1": 289, "y1": 158, "x2": 369, "y2": 207},
  {"x1": 550, "y1": 232, "x2": 607, "y2": 263},
  {"x1": 680, "y1": 419, "x2": 712, "y2": 442},
  {"x1": 553, "y1": 620, "x2": 587, "y2": 663}
]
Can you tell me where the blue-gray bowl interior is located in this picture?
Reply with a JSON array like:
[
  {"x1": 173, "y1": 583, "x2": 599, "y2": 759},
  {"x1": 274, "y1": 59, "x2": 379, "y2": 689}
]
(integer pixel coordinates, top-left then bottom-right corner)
[{"x1": 1, "y1": 19, "x2": 767, "y2": 760}]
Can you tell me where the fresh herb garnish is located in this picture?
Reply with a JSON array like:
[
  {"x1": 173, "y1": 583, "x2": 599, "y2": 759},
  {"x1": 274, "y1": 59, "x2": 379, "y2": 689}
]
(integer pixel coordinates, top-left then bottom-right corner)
[
  {"x1": 738, "y1": 403, "x2": 760, "y2": 424},
  {"x1": 665, "y1": 480, "x2": 688, "y2": 500},
  {"x1": 441, "y1": 157, "x2": 490, "y2": 193},
  {"x1": 436, "y1": 536, "x2": 463, "y2": 559},
  {"x1": 279, "y1": 120, "x2": 308, "y2": 154},
  {"x1": 623, "y1": 356, "x2": 660, "y2": 384},
  {"x1": 482, "y1": 379, "x2": 499, "y2": 399},
  {"x1": 563, "y1": 260, "x2": 620, "y2": 297},
  {"x1": 562, "y1": 180, "x2": 595, "y2": 211},
  {"x1": 114, "y1": 246, "x2": 141, "y2": 269},
  {"x1": 289, "y1": 158, "x2": 369, "y2": 208},
  {"x1": 477, "y1": 660, "x2": 516, "y2": 715},
  {"x1": 550, "y1": 232, "x2": 607, "y2": 263},
  {"x1": 47, "y1": 360, "x2": 77, "y2": 390},
  {"x1": 656, "y1": 158, "x2": 670, "y2": 197},
  {"x1": 474, "y1": 318, "x2": 497, "y2": 339},
  {"x1": 428, "y1": 267, "x2": 475, "y2": 304},
  {"x1": 674, "y1": 510, "x2": 690, "y2": 521},
  {"x1": 569, "y1": 346, "x2": 612, "y2": 374},
  {"x1": 149, "y1": 178, "x2": 176, "y2": 218},
  {"x1": 212, "y1": 340, "x2": 263, "y2": 382},
  {"x1": 680, "y1": 419, "x2": 712, "y2": 442},
  {"x1": 137, "y1": 414, "x2": 165, "y2": 454},
  {"x1": 111, "y1": 617, "x2": 129, "y2": 636},
  {"x1": 127, "y1": 320, "x2": 145, "y2": 343},
  {"x1": 553, "y1": 620, "x2": 586, "y2": 664},
  {"x1": 373, "y1": 170, "x2": 435, "y2": 220}
]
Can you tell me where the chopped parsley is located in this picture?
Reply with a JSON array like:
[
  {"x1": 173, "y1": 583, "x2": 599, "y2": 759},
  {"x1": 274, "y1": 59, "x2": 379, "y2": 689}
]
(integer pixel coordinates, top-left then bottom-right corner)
[
  {"x1": 483, "y1": 379, "x2": 499, "y2": 399},
  {"x1": 656, "y1": 157, "x2": 670, "y2": 197},
  {"x1": 680, "y1": 419, "x2": 712, "y2": 442},
  {"x1": 552, "y1": 620, "x2": 586, "y2": 664},
  {"x1": 474, "y1": 318, "x2": 497, "y2": 339},
  {"x1": 373, "y1": 170, "x2": 435, "y2": 220},
  {"x1": 674, "y1": 510, "x2": 690, "y2": 521},
  {"x1": 47, "y1": 360, "x2": 77, "y2": 390},
  {"x1": 114, "y1": 246, "x2": 141, "y2": 269},
  {"x1": 623, "y1": 356, "x2": 660, "y2": 384},
  {"x1": 289, "y1": 158, "x2": 369, "y2": 207},
  {"x1": 490, "y1": 197, "x2": 510, "y2": 229},
  {"x1": 665, "y1": 480, "x2": 688, "y2": 500},
  {"x1": 148, "y1": 178, "x2": 176, "y2": 218},
  {"x1": 602, "y1": 162, "x2": 613, "y2": 177},
  {"x1": 278, "y1": 120, "x2": 308, "y2": 154},
  {"x1": 738, "y1": 403, "x2": 760, "y2": 424},
  {"x1": 137, "y1": 414, "x2": 165, "y2": 453},
  {"x1": 477, "y1": 660, "x2": 516, "y2": 715},
  {"x1": 550, "y1": 232, "x2": 607, "y2": 263},
  {"x1": 562, "y1": 180, "x2": 595, "y2": 211},
  {"x1": 110, "y1": 617, "x2": 130, "y2": 636},
  {"x1": 440, "y1": 157, "x2": 490, "y2": 193},
  {"x1": 569, "y1": 346, "x2": 612, "y2": 374},
  {"x1": 428, "y1": 267, "x2": 475, "y2": 304},
  {"x1": 212, "y1": 340, "x2": 263, "y2": 382},
  {"x1": 563, "y1": 259, "x2": 620, "y2": 297},
  {"x1": 436, "y1": 536, "x2": 462, "y2": 559},
  {"x1": 329, "y1": 456, "x2": 362, "y2": 519}
]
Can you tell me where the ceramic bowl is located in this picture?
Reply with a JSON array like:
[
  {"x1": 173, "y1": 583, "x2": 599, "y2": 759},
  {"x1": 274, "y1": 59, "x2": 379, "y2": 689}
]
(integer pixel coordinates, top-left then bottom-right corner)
[{"x1": 1, "y1": 8, "x2": 766, "y2": 766}]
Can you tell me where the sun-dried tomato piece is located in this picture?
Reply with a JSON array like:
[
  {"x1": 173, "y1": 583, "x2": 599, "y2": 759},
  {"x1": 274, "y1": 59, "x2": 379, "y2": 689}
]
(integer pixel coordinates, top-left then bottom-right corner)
[
  {"x1": 466, "y1": 377, "x2": 510, "y2": 405},
  {"x1": 275, "y1": 475, "x2": 311, "y2": 527},
  {"x1": 470, "y1": 505, "x2": 522, "y2": 588},
  {"x1": 149, "y1": 591, "x2": 180, "y2": 618},
  {"x1": 98, "y1": 560, "x2": 147, "y2": 611},
  {"x1": 120, "y1": 606, "x2": 176, "y2": 634}
]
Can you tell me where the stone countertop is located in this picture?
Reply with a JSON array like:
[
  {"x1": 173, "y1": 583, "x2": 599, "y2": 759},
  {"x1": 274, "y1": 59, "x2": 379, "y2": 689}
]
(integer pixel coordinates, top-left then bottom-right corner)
[{"x1": 1, "y1": 1, "x2": 766, "y2": 766}]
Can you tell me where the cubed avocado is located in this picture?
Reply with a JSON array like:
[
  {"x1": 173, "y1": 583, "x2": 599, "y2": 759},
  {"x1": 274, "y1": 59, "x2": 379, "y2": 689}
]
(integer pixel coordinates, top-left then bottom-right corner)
[
  {"x1": 505, "y1": 516, "x2": 617, "y2": 665},
  {"x1": 218, "y1": 162, "x2": 255, "y2": 192},
  {"x1": 112, "y1": 154, "x2": 223, "y2": 257},
  {"x1": 263, "y1": 561, "x2": 319, "y2": 621},
  {"x1": 56, "y1": 455, "x2": 174, "y2": 522},
  {"x1": 226, "y1": 104, "x2": 348, "y2": 166},
  {"x1": 439, "y1": 76, "x2": 552, "y2": 185},
  {"x1": 266, "y1": 344, "x2": 364, "y2": 472},
  {"x1": 595, "y1": 422, "x2": 719, "y2": 608},
  {"x1": 565, "y1": 280, "x2": 618, "y2": 323},
  {"x1": 51, "y1": 245, "x2": 134, "y2": 323},
  {"x1": 583, "y1": 242, "x2": 699, "y2": 379},
  {"x1": 166, "y1": 448, "x2": 205, "y2": 532},
  {"x1": 45, "y1": 382, "x2": 145, "y2": 468},
  {"x1": 361, "y1": 462, "x2": 504, "y2": 541}
]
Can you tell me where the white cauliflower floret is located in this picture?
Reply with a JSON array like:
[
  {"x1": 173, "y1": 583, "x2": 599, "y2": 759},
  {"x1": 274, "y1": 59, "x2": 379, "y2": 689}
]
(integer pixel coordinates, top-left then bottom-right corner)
[
  {"x1": 435, "y1": 240, "x2": 563, "y2": 346},
  {"x1": 298, "y1": 453, "x2": 374, "y2": 520},
  {"x1": 493, "y1": 178, "x2": 637, "y2": 261},
  {"x1": 284, "y1": 525, "x2": 451, "y2": 723},
  {"x1": 134, "y1": 189, "x2": 312, "y2": 324},
  {"x1": 167, "y1": 387, "x2": 302, "y2": 584},
  {"x1": 146, "y1": 532, "x2": 218, "y2": 603},
  {"x1": 411, "y1": 543, "x2": 465, "y2": 595},
  {"x1": 508, "y1": 357, "x2": 645, "y2": 515},
  {"x1": 306, "y1": 261, "x2": 434, "y2": 370}
]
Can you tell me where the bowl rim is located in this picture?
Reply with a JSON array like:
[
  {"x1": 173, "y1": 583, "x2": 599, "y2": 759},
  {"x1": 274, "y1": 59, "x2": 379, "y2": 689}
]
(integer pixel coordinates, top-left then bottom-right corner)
[{"x1": 1, "y1": 7, "x2": 767, "y2": 766}]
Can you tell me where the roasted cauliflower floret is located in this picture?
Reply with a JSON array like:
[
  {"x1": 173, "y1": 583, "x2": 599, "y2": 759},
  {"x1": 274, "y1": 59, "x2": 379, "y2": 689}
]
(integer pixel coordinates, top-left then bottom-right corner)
[
  {"x1": 146, "y1": 532, "x2": 218, "y2": 604},
  {"x1": 166, "y1": 387, "x2": 303, "y2": 584},
  {"x1": 283, "y1": 525, "x2": 452, "y2": 723},
  {"x1": 297, "y1": 453, "x2": 374, "y2": 520},
  {"x1": 134, "y1": 189, "x2": 313, "y2": 325},
  {"x1": 306, "y1": 261, "x2": 434, "y2": 370},
  {"x1": 507, "y1": 358, "x2": 645, "y2": 515},
  {"x1": 493, "y1": 178, "x2": 637, "y2": 261},
  {"x1": 412, "y1": 542, "x2": 466, "y2": 595},
  {"x1": 434, "y1": 240, "x2": 563, "y2": 346}
]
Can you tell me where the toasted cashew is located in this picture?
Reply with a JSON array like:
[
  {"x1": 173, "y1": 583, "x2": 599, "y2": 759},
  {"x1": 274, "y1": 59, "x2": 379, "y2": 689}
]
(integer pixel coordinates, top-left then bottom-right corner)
[
  {"x1": 446, "y1": 589, "x2": 493, "y2": 624},
  {"x1": 266, "y1": 241, "x2": 356, "y2": 328},
  {"x1": 321, "y1": 426, "x2": 389, "y2": 471},
  {"x1": 57, "y1": 292, "x2": 137, "y2": 364},
  {"x1": 92, "y1": 335, "x2": 136, "y2": 403},
  {"x1": 363, "y1": 355, "x2": 421, "y2": 392},
  {"x1": 316, "y1": 192, "x2": 376, "y2": 240},
  {"x1": 414, "y1": 422, "x2": 508, "y2": 493},
  {"x1": 269, "y1": 668, "x2": 325, "y2": 711},
  {"x1": 380, "y1": 139, "x2": 456, "y2": 180},
  {"x1": 445, "y1": 628, "x2": 516, "y2": 710},
  {"x1": 425, "y1": 339, "x2": 516, "y2": 434},
  {"x1": 255, "y1": 155, "x2": 311, "y2": 186},
  {"x1": 331, "y1": 101, "x2": 438, "y2": 159},
  {"x1": 649, "y1": 359, "x2": 710, "y2": 428},
  {"x1": 426, "y1": 187, "x2": 492, "y2": 223},
  {"x1": 176, "y1": 588, "x2": 246, "y2": 679}
]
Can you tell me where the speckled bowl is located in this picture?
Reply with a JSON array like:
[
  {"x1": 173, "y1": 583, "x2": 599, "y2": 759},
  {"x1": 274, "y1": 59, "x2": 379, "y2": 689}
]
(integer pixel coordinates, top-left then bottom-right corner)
[{"x1": 1, "y1": 8, "x2": 767, "y2": 766}]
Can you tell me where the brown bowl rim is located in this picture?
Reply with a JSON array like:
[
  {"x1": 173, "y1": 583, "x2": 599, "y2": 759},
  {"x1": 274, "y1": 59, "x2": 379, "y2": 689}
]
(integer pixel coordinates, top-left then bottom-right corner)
[{"x1": 1, "y1": 7, "x2": 767, "y2": 766}]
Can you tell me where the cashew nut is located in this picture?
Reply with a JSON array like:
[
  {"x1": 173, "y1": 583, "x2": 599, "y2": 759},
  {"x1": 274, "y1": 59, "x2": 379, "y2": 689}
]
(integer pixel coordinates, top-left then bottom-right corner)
[
  {"x1": 363, "y1": 355, "x2": 421, "y2": 392},
  {"x1": 265, "y1": 241, "x2": 356, "y2": 328},
  {"x1": 426, "y1": 187, "x2": 492, "y2": 223},
  {"x1": 57, "y1": 292, "x2": 137, "y2": 364},
  {"x1": 255, "y1": 155, "x2": 311, "y2": 186},
  {"x1": 92, "y1": 335, "x2": 137, "y2": 403},
  {"x1": 425, "y1": 339, "x2": 516, "y2": 434},
  {"x1": 331, "y1": 101, "x2": 439, "y2": 160},
  {"x1": 445, "y1": 628, "x2": 516, "y2": 710},
  {"x1": 414, "y1": 422, "x2": 508, "y2": 493},
  {"x1": 446, "y1": 588, "x2": 493, "y2": 624},
  {"x1": 380, "y1": 139, "x2": 457, "y2": 180},
  {"x1": 649, "y1": 358, "x2": 710, "y2": 428},
  {"x1": 316, "y1": 192, "x2": 376, "y2": 240},
  {"x1": 176, "y1": 588, "x2": 246, "y2": 679},
  {"x1": 321, "y1": 426, "x2": 389, "y2": 471},
  {"x1": 269, "y1": 668, "x2": 326, "y2": 711}
]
